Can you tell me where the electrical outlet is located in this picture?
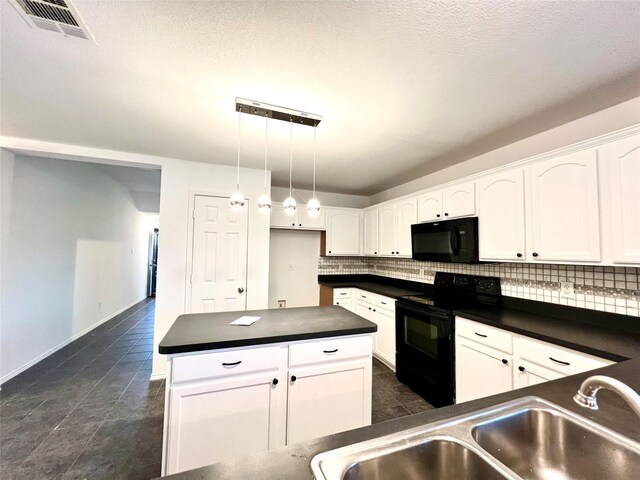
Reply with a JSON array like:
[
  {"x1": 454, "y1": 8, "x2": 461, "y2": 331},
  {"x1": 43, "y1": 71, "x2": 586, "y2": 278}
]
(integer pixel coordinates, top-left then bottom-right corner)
[
  {"x1": 278, "y1": 300, "x2": 286, "y2": 308},
  {"x1": 560, "y1": 281, "x2": 575, "y2": 299}
]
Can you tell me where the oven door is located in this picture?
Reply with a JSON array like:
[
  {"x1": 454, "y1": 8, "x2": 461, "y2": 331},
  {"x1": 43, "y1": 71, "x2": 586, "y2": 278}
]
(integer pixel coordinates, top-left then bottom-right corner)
[{"x1": 395, "y1": 302, "x2": 454, "y2": 407}]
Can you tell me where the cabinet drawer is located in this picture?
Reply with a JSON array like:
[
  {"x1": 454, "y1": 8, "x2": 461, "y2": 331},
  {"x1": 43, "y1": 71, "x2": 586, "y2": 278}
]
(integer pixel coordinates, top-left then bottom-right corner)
[
  {"x1": 289, "y1": 336, "x2": 371, "y2": 367},
  {"x1": 456, "y1": 317, "x2": 513, "y2": 354},
  {"x1": 333, "y1": 288, "x2": 352, "y2": 300},
  {"x1": 516, "y1": 337, "x2": 612, "y2": 376},
  {"x1": 355, "y1": 290, "x2": 372, "y2": 301},
  {"x1": 171, "y1": 346, "x2": 281, "y2": 383},
  {"x1": 373, "y1": 294, "x2": 395, "y2": 311}
]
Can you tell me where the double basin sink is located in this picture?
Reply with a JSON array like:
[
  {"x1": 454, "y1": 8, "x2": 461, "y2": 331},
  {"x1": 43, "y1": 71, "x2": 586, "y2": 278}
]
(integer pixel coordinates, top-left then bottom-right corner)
[{"x1": 311, "y1": 396, "x2": 640, "y2": 479}]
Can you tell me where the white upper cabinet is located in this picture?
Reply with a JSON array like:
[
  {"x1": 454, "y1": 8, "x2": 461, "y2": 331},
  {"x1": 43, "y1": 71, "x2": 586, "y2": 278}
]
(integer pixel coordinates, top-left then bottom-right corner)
[
  {"x1": 478, "y1": 170, "x2": 526, "y2": 261},
  {"x1": 270, "y1": 202, "x2": 326, "y2": 230},
  {"x1": 417, "y1": 191, "x2": 443, "y2": 222},
  {"x1": 527, "y1": 149, "x2": 601, "y2": 262},
  {"x1": 325, "y1": 207, "x2": 362, "y2": 256},
  {"x1": 363, "y1": 207, "x2": 379, "y2": 256},
  {"x1": 378, "y1": 204, "x2": 396, "y2": 256},
  {"x1": 376, "y1": 198, "x2": 417, "y2": 257},
  {"x1": 395, "y1": 197, "x2": 418, "y2": 256},
  {"x1": 442, "y1": 182, "x2": 476, "y2": 219},
  {"x1": 417, "y1": 182, "x2": 475, "y2": 222},
  {"x1": 606, "y1": 134, "x2": 640, "y2": 264}
]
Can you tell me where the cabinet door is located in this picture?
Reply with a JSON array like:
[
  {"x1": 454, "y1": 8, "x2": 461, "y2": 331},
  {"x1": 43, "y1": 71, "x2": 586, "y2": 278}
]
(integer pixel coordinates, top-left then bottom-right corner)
[
  {"x1": 528, "y1": 149, "x2": 601, "y2": 262},
  {"x1": 334, "y1": 297, "x2": 354, "y2": 312},
  {"x1": 270, "y1": 202, "x2": 298, "y2": 228},
  {"x1": 287, "y1": 359, "x2": 372, "y2": 445},
  {"x1": 395, "y1": 198, "x2": 418, "y2": 256},
  {"x1": 325, "y1": 208, "x2": 361, "y2": 255},
  {"x1": 363, "y1": 208, "x2": 379, "y2": 255},
  {"x1": 166, "y1": 372, "x2": 285, "y2": 474},
  {"x1": 355, "y1": 298, "x2": 376, "y2": 353},
  {"x1": 298, "y1": 208, "x2": 326, "y2": 230},
  {"x1": 455, "y1": 338, "x2": 513, "y2": 403},
  {"x1": 442, "y1": 182, "x2": 475, "y2": 219},
  {"x1": 417, "y1": 191, "x2": 442, "y2": 222},
  {"x1": 378, "y1": 204, "x2": 396, "y2": 255},
  {"x1": 608, "y1": 134, "x2": 640, "y2": 264},
  {"x1": 478, "y1": 170, "x2": 526, "y2": 261},
  {"x1": 374, "y1": 306, "x2": 396, "y2": 369},
  {"x1": 514, "y1": 359, "x2": 562, "y2": 389}
]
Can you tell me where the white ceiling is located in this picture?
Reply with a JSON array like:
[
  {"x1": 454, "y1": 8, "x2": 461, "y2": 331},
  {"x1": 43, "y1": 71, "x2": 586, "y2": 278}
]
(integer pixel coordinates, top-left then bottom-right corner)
[{"x1": 1, "y1": 1, "x2": 639, "y2": 195}]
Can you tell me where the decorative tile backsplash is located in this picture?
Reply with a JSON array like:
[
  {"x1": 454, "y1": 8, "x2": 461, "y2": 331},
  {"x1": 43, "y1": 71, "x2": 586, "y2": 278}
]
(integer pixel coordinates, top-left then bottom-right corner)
[{"x1": 318, "y1": 256, "x2": 640, "y2": 317}]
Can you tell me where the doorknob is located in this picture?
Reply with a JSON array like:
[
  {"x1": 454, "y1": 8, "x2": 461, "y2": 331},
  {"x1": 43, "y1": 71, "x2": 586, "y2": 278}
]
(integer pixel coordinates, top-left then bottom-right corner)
[{"x1": 238, "y1": 287, "x2": 245, "y2": 293}]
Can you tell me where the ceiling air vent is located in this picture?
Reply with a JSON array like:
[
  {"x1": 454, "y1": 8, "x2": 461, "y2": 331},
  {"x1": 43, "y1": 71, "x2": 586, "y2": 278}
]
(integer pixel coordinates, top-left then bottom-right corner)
[{"x1": 10, "y1": 0, "x2": 94, "y2": 41}]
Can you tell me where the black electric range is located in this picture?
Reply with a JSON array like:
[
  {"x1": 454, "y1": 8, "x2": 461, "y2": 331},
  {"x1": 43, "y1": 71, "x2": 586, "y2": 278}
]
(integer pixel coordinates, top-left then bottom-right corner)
[{"x1": 395, "y1": 272, "x2": 501, "y2": 407}]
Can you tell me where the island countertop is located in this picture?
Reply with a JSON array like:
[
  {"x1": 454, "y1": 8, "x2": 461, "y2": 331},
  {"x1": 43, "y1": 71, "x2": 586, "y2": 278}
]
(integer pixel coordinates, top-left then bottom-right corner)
[{"x1": 158, "y1": 306, "x2": 378, "y2": 355}]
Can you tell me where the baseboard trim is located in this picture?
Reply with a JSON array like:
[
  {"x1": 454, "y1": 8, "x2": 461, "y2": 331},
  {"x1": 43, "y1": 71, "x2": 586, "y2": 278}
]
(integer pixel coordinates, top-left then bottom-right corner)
[
  {"x1": 150, "y1": 372, "x2": 166, "y2": 381},
  {"x1": 0, "y1": 296, "x2": 149, "y2": 385}
]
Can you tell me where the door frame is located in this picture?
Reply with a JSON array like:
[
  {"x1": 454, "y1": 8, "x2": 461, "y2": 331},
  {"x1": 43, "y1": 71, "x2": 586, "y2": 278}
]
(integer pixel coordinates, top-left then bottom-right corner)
[{"x1": 184, "y1": 190, "x2": 251, "y2": 313}]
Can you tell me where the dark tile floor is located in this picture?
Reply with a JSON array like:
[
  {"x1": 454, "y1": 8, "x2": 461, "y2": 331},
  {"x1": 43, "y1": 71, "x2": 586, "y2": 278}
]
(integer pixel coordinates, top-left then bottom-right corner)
[
  {"x1": 371, "y1": 357, "x2": 434, "y2": 423},
  {"x1": 0, "y1": 298, "x2": 163, "y2": 480},
  {"x1": 1, "y1": 299, "x2": 432, "y2": 479}
]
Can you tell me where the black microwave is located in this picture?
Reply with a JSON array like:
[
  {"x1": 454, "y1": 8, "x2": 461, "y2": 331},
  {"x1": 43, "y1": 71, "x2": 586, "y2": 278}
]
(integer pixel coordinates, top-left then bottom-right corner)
[{"x1": 411, "y1": 217, "x2": 480, "y2": 263}]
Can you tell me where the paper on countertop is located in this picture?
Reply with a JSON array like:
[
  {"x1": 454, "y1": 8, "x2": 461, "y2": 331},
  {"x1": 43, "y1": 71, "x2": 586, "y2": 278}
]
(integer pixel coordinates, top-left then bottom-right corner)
[{"x1": 230, "y1": 315, "x2": 261, "y2": 326}]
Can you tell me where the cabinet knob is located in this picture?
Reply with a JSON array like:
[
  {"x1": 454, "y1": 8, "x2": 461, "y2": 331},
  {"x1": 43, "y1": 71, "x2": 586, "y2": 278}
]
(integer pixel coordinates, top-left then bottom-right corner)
[
  {"x1": 328, "y1": 250, "x2": 332, "y2": 254},
  {"x1": 373, "y1": 309, "x2": 376, "y2": 312},
  {"x1": 238, "y1": 287, "x2": 244, "y2": 293},
  {"x1": 292, "y1": 223, "x2": 295, "y2": 226},
  {"x1": 272, "y1": 378, "x2": 279, "y2": 385},
  {"x1": 518, "y1": 366, "x2": 525, "y2": 372},
  {"x1": 368, "y1": 307, "x2": 372, "y2": 310},
  {"x1": 516, "y1": 253, "x2": 523, "y2": 258},
  {"x1": 299, "y1": 223, "x2": 302, "y2": 227},
  {"x1": 291, "y1": 375, "x2": 297, "y2": 383},
  {"x1": 374, "y1": 251, "x2": 377, "y2": 254},
  {"x1": 436, "y1": 214, "x2": 441, "y2": 218},
  {"x1": 444, "y1": 213, "x2": 449, "y2": 216},
  {"x1": 501, "y1": 359, "x2": 509, "y2": 365},
  {"x1": 532, "y1": 252, "x2": 539, "y2": 257}
]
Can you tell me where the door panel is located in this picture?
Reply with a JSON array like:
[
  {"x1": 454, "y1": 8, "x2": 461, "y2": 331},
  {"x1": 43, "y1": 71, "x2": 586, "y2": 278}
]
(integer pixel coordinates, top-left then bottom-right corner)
[
  {"x1": 417, "y1": 191, "x2": 442, "y2": 222},
  {"x1": 190, "y1": 195, "x2": 248, "y2": 313},
  {"x1": 395, "y1": 198, "x2": 417, "y2": 256},
  {"x1": 443, "y1": 182, "x2": 475, "y2": 218},
  {"x1": 378, "y1": 205, "x2": 395, "y2": 255},
  {"x1": 456, "y1": 339, "x2": 512, "y2": 403}
]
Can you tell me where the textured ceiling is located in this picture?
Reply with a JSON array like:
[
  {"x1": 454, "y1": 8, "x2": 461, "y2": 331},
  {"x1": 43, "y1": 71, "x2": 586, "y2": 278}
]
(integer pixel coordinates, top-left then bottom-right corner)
[{"x1": 1, "y1": 1, "x2": 639, "y2": 195}]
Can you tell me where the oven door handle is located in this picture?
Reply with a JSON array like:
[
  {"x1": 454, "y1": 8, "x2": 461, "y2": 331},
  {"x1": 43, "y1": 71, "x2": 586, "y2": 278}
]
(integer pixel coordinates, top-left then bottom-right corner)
[{"x1": 396, "y1": 303, "x2": 452, "y2": 322}]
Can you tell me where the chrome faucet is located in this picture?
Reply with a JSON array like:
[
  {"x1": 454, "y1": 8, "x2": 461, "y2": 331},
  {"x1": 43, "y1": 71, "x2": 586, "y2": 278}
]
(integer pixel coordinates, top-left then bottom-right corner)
[{"x1": 574, "y1": 375, "x2": 640, "y2": 418}]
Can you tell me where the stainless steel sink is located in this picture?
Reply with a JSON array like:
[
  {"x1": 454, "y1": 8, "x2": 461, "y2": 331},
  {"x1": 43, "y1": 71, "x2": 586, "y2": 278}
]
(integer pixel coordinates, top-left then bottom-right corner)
[
  {"x1": 342, "y1": 437, "x2": 505, "y2": 480},
  {"x1": 311, "y1": 396, "x2": 640, "y2": 480},
  {"x1": 473, "y1": 407, "x2": 640, "y2": 480}
]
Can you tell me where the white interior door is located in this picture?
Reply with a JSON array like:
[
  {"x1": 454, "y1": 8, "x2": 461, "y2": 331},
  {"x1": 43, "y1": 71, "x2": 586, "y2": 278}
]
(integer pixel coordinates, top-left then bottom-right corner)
[{"x1": 190, "y1": 195, "x2": 248, "y2": 313}]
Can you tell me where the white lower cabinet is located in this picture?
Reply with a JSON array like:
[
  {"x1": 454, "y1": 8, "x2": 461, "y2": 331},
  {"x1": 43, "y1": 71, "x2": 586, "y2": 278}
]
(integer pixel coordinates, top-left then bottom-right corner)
[
  {"x1": 287, "y1": 358, "x2": 372, "y2": 445},
  {"x1": 333, "y1": 288, "x2": 355, "y2": 313},
  {"x1": 351, "y1": 288, "x2": 396, "y2": 369},
  {"x1": 162, "y1": 336, "x2": 373, "y2": 475},
  {"x1": 455, "y1": 317, "x2": 613, "y2": 404}
]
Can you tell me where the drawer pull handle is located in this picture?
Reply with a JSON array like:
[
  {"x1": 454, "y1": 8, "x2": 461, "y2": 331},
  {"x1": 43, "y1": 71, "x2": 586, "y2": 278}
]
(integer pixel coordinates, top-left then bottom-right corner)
[
  {"x1": 340, "y1": 293, "x2": 347, "y2": 295},
  {"x1": 549, "y1": 356, "x2": 570, "y2": 366},
  {"x1": 323, "y1": 349, "x2": 338, "y2": 354},
  {"x1": 474, "y1": 332, "x2": 488, "y2": 338},
  {"x1": 381, "y1": 301, "x2": 387, "y2": 305},
  {"x1": 222, "y1": 361, "x2": 242, "y2": 367}
]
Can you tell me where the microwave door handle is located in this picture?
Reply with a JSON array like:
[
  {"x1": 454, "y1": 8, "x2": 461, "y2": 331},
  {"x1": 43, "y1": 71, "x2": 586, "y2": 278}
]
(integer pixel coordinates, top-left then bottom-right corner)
[{"x1": 450, "y1": 227, "x2": 461, "y2": 255}]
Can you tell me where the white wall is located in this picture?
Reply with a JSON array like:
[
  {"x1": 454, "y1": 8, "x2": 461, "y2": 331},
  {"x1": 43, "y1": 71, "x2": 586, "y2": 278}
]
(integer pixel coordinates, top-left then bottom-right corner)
[
  {"x1": 271, "y1": 186, "x2": 369, "y2": 208},
  {"x1": 268, "y1": 230, "x2": 321, "y2": 309},
  {"x1": 371, "y1": 97, "x2": 640, "y2": 203},
  {"x1": 0, "y1": 154, "x2": 156, "y2": 382}
]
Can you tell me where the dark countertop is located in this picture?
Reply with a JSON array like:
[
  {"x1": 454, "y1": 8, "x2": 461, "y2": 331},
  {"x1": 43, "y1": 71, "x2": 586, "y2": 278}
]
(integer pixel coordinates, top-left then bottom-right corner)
[
  {"x1": 158, "y1": 306, "x2": 377, "y2": 355},
  {"x1": 318, "y1": 274, "x2": 428, "y2": 299},
  {"x1": 455, "y1": 305, "x2": 640, "y2": 362}
]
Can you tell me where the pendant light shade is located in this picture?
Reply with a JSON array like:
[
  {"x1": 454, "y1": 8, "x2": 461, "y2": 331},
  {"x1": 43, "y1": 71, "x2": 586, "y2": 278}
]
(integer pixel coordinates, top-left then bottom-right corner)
[
  {"x1": 307, "y1": 122, "x2": 321, "y2": 216},
  {"x1": 230, "y1": 107, "x2": 245, "y2": 209},
  {"x1": 283, "y1": 118, "x2": 296, "y2": 215},
  {"x1": 258, "y1": 114, "x2": 272, "y2": 211}
]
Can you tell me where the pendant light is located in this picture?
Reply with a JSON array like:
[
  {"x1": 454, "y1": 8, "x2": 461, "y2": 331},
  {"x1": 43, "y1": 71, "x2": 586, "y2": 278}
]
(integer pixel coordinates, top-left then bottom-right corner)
[
  {"x1": 229, "y1": 106, "x2": 246, "y2": 208},
  {"x1": 307, "y1": 121, "x2": 321, "y2": 215},
  {"x1": 283, "y1": 118, "x2": 297, "y2": 215},
  {"x1": 257, "y1": 114, "x2": 272, "y2": 210}
]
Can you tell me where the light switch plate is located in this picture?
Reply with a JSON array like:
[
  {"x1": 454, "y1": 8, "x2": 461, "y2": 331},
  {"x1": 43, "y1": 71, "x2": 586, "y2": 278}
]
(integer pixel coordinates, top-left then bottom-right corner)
[{"x1": 560, "y1": 281, "x2": 575, "y2": 298}]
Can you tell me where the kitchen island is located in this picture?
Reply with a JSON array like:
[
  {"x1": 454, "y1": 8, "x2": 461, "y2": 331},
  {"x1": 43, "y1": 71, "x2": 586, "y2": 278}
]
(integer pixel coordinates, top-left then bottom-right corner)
[
  {"x1": 159, "y1": 300, "x2": 640, "y2": 480},
  {"x1": 158, "y1": 306, "x2": 377, "y2": 476}
]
